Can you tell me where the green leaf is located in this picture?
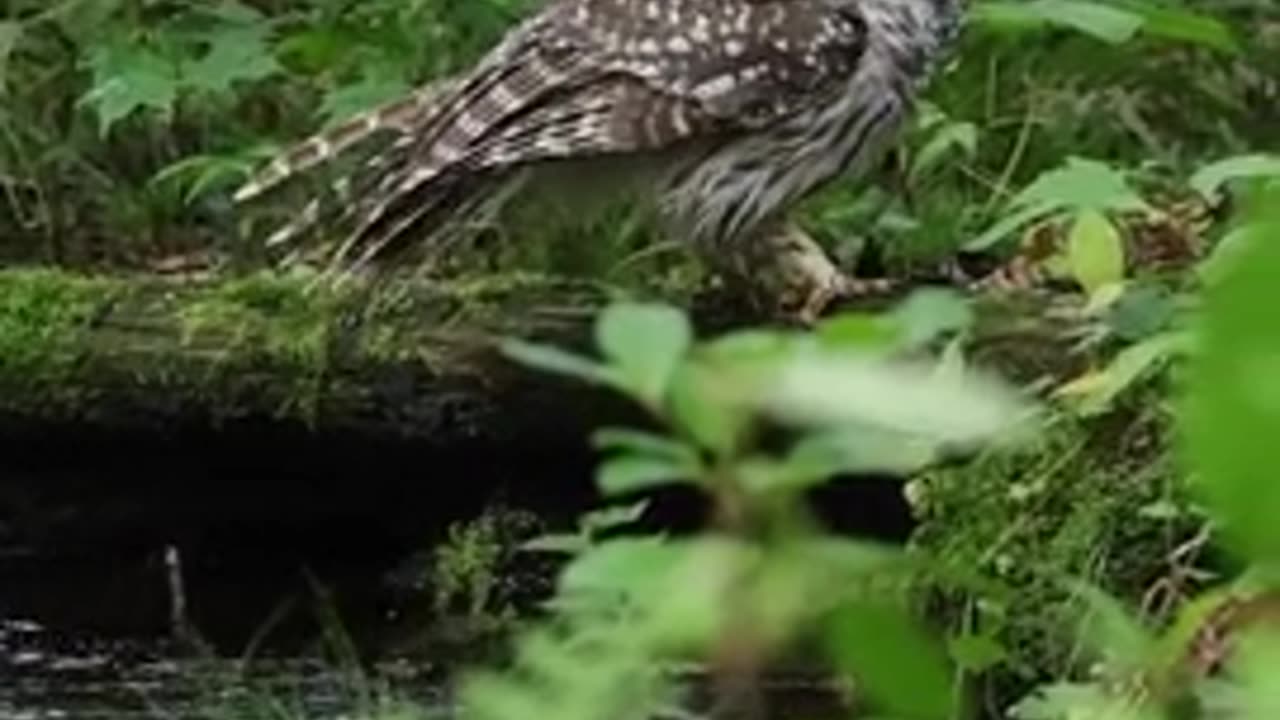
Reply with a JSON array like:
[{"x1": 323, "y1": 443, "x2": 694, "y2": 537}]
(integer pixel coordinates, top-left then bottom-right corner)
[
  {"x1": 973, "y1": 1, "x2": 1142, "y2": 44},
  {"x1": 1054, "y1": 331, "x2": 1188, "y2": 416},
  {"x1": 1027, "y1": 0, "x2": 1144, "y2": 44},
  {"x1": 1117, "y1": 2, "x2": 1240, "y2": 54},
  {"x1": 184, "y1": 24, "x2": 281, "y2": 94},
  {"x1": 909, "y1": 120, "x2": 978, "y2": 181},
  {"x1": 596, "y1": 303, "x2": 693, "y2": 406},
  {"x1": 596, "y1": 455, "x2": 697, "y2": 496},
  {"x1": 1103, "y1": 284, "x2": 1176, "y2": 342},
  {"x1": 318, "y1": 74, "x2": 413, "y2": 126},
  {"x1": 761, "y1": 350, "x2": 1037, "y2": 449},
  {"x1": 965, "y1": 199, "x2": 1059, "y2": 252},
  {"x1": 78, "y1": 41, "x2": 182, "y2": 135},
  {"x1": 1183, "y1": 208, "x2": 1280, "y2": 564},
  {"x1": 580, "y1": 500, "x2": 650, "y2": 534},
  {"x1": 590, "y1": 428, "x2": 700, "y2": 465},
  {"x1": 559, "y1": 537, "x2": 679, "y2": 598},
  {"x1": 786, "y1": 425, "x2": 940, "y2": 478},
  {"x1": 948, "y1": 633, "x2": 1009, "y2": 673},
  {"x1": 823, "y1": 599, "x2": 955, "y2": 720},
  {"x1": 666, "y1": 359, "x2": 751, "y2": 457},
  {"x1": 1065, "y1": 209, "x2": 1126, "y2": 295},
  {"x1": 1011, "y1": 157, "x2": 1151, "y2": 216},
  {"x1": 1190, "y1": 154, "x2": 1280, "y2": 201},
  {"x1": 888, "y1": 288, "x2": 975, "y2": 350},
  {"x1": 500, "y1": 338, "x2": 614, "y2": 386}
]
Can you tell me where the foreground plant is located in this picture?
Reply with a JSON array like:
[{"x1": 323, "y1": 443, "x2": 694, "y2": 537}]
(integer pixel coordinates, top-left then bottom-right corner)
[{"x1": 432, "y1": 289, "x2": 1042, "y2": 720}]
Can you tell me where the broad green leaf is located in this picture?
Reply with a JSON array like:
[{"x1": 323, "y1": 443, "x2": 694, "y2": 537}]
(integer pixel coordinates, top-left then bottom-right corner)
[
  {"x1": 596, "y1": 455, "x2": 697, "y2": 496},
  {"x1": 824, "y1": 599, "x2": 955, "y2": 720},
  {"x1": 500, "y1": 338, "x2": 613, "y2": 386},
  {"x1": 973, "y1": 1, "x2": 1142, "y2": 44},
  {"x1": 1103, "y1": 284, "x2": 1176, "y2": 341},
  {"x1": 1117, "y1": 2, "x2": 1239, "y2": 54},
  {"x1": 1010, "y1": 157, "x2": 1151, "y2": 216},
  {"x1": 889, "y1": 287, "x2": 975, "y2": 349},
  {"x1": 815, "y1": 313, "x2": 901, "y2": 352},
  {"x1": 666, "y1": 359, "x2": 751, "y2": 456},
  {"x1": 1066, "y1": 209, "x2": 1125, "y2": 295},
  {"x1": 591, "y1": 428, "x2": 700, "y2": 465},
  {"x1": 1027, "y1": 0, "x2": 1143, "y2": 44},
  {"x1": 184, "y1": 24, "x2": 281, "y2": 94},
  {"x1": 596, "y1": 303, "x2": 692, "y2": 406},
  {"x1": 786, "y1": 425, "x2": 939, "y2": 478},
  {"x1": 761, "y1": 350, "x2": 1037, "y2": 448},
  {"x1": 558, "y1": 536, "x2": 679, "y2": 598},
  {"x1": 1183, "y1": 207, "x2": 1280, "y2": 564},
  {"x1": 1190, "y1": 154, "x2": 1280, "y2": 201},
  {"x1": 318, "y1": 74, "x2": 413, "y2": 126},
  {"x1": 79, "y1": 42, "x2": 181, "y2": 135}
]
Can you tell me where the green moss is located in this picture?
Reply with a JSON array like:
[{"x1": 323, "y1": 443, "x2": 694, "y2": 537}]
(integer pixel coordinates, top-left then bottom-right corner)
[
  {"x1": 907, "y1": 391, "x2": 1199, "y2": 704},
  {"x1": 0, "y1": 267, "x2": 119, "y2": 383}
]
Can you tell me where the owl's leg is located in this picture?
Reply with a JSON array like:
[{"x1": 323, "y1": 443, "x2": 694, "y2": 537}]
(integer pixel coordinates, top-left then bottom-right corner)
[{"x1": 717, "y1": 219, "x2": 897, "y2": 325}]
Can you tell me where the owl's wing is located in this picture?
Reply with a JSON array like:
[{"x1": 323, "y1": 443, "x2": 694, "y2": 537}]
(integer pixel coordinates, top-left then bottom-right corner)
[{"x1": 281, "y1": 0, "x2": 870, "y2": 270}]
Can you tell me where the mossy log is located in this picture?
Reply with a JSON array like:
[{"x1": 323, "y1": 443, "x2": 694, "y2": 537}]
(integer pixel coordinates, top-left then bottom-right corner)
[
  {"x1": 0, "y1": 265, "x2": 1087, "y2": 444},
  {"x1": 0, "y1": 267, "x2": 652, "y2": 446}
]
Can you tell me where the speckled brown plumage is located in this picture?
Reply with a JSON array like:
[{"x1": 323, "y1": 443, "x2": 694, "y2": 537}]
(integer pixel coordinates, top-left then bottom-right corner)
[{"x1": 235, "y1": 0, "x2": 966, "y2": 321}]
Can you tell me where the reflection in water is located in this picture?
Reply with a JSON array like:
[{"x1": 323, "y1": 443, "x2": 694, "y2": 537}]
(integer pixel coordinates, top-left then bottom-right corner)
[{"x1": 1, "y1": 616, "x2": 448, "y2": 720}]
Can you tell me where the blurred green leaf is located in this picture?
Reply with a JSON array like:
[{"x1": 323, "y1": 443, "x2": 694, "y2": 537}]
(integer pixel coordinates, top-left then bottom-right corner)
[
  {"x1": 1066, "y1": 209, "x2": 1125, "y2": 296},
  {"x1": 975, "y1": 1, "x2": 1142, "y2": 44},
  {"x1": 761, "y1": 349, "x2": 1037, "y2": 448},
  {"x1": 591, "y1": 428, "x2": 700, "y2": 464},
  {"x1": 1184, "y1": 205, "x2": 1280, "y2": 564},
  {"x1": 1190, "y1": 154, "x2": 1280, "y2": 201},
  {"x1": 1117, "y1": 2, "x2": 1240, "y2": 54},
  {"x1": 666, "y1": 359, "x2": 750, "y2": 457},
  {"x1": 596, "y1": 303, "x2": 692, "y2": 407},
  {"x1": 500, "y1": 338, "x2": 614, "y2": 386},
  {"x1": 948, "y1": 632, "x2": 1009, "y2": 673},
  {"x1": 824, "y1": 599, "x2": 955, "y2": 720},
  {"x1": 596, "y1": 455, "x2": 698, "y2": 496},
  {"x1": 889, "y1": 288, "x2": 975, "y2": 350}
]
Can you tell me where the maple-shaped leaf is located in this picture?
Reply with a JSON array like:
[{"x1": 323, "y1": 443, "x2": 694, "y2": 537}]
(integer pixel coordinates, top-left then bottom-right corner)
[
  {"x1": 184, "y1": 24, "x2": 281, "y2": 94},
  {"x1": 78, "y1": 40, "x2": 181, "y2": 136}
]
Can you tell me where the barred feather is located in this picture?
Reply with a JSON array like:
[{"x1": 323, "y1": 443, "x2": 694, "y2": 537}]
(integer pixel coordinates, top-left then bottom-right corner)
[{"x1": 235, "y1": 0, "x2": 967, "y2": 297}]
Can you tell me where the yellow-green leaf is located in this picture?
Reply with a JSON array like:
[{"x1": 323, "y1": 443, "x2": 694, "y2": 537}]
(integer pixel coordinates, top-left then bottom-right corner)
[{"x1": 1066, "y1": 209, "x2": 1125, "y2": 295}]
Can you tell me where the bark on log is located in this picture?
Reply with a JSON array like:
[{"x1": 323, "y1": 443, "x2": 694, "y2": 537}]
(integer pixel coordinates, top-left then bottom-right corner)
[{"x1": 0, "y1": 266, "x2": 1075, "y2": 443}]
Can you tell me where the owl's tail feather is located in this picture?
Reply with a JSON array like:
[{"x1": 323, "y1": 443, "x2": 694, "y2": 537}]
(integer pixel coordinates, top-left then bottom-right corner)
[
  {"x1": 325, "y1": 165, "x2": 522, "y2": 278},
  {"x1": 232, "y1": 79, "x2": 451, "y2": 205}
]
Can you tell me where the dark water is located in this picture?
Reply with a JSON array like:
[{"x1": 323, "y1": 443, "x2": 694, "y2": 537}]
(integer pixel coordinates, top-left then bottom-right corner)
[{"x1": 0, "y1": 420, "x2": 909, "y2": 720}]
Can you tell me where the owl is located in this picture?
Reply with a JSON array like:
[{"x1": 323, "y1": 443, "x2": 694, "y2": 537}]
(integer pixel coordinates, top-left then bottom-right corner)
[{"x1": 233, "y1": 0, "x2": 966, "y2": 323}]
